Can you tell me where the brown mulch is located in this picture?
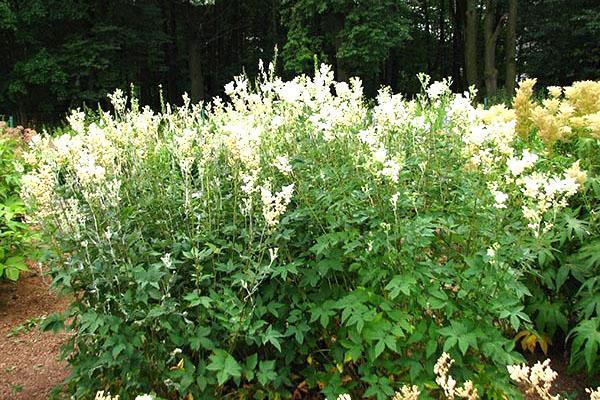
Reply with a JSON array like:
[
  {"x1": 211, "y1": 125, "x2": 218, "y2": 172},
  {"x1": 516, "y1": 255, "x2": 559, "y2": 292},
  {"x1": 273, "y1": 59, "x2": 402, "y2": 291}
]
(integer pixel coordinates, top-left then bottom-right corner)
[{"x1": 0, "y1": 271, "x2": 70, "y2": 400}]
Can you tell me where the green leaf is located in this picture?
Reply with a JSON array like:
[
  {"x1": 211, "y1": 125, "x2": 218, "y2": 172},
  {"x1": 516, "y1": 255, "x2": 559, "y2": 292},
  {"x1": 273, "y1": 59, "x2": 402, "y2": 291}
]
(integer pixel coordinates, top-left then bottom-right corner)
[
  {"x1": 112, "y1": 343, "x2": 125, "y2": 358},
  {"x1": 426, "y1": 339, "x2": 437, "y2": 358},
  {"x1": 384, "y1": 274, "x2": 417, "y2": 299},
  {"x1": 262, "y1": 325, "x2": 283, "y2": 352},
  {"x1": 242, "y1": 353, "x2": 258, "y2": 380},
  {"x1": 439, "y1": 321, "x2": 478, "y2": 355},
  {"x1": 309, "y1": 300, "x2": 335, "y2": 328},
  {"x1": 568, "y1": 317, "x2": 600, "y2": 373},
  {"x1": 5, "y1": 266, "x2": 19, "y2": 281},
  {"x1": 374, "y1": 339, "x2": 385, "y2": 359},
  {"x1": 5, "y1": 256, "x2": 27, "y2": 269},
  {"x1": 184, "y1": 292, "x2": 213, "y2": 308},
  {"x1": 190, "y1": 326, "x2": 213, "y2": 351},
  {"x1": 207, "y1": 349, "x2": 242, "y2": 385},
  {"x1": 39, "y1": 313, "x2": 65, "y2": 333},
  {"x1": 257, "y1": 360, "x2": 277, "y2": 386}
]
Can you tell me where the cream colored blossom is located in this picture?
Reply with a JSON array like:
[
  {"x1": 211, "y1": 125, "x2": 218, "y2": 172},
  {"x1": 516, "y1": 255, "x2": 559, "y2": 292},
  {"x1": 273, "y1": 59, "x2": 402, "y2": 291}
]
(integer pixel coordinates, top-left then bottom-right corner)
[
  {"x1": 566, "y1": 160, "x2": 587, "y2": 185},
  {"x1": 95, "y1": 391, "x2": 120, "y2": 400},
  {"x1": 514, "y1": 78, "x2": 537, "y2": 137},
  {"x1": 277, "y1": 81, "x2": 303, "y2": 103},
  {"x1": 134, "y1": 395, "x2": 153, "y2": 400},
  {"x1": 260, "y1": 182, "x2": 295, "y2": 228},
  {"x1": 390, "y1": 192, "x2": 400, "y2": 208},
  {"x1": 427, "y1": 78, "x2": 452, "y2": 100},
  {"x1": 392, "y1": 385, "x2": 421, "y2": 400},
  {"x1": 434, "y1": 353, "x2": 479, "y2": 399},
  {"x1": 173, "y1": 127, "x2": 197, "y2": 173},
  {"x1": 507, "y1": 359, "x2": 559, "y2": 400},
  {"x1": 273, "y1": 155, "x2": 292, "y2": 175},
  {"x1": 548, "y1": 86, "x2": 562, "y2": 98},
  {"x1": 373, "y1": 147, "x2": 388, "y2": 164},
  {"x1": 68, "y1": 108, "x2": 86, "y2": 134},
  {"x1": 380, "y1": 159, "x2": 402, "y2": 183},
  {"x1": 108, "y1": 89, "x2": 127, "y2": 114},
  {"x1": 507, "y1": 150, "x2": 538, "y2": 177},
  {"x1": 489, "y1": 183, "x2": 508, "y2": 209},
  {"x1": 587, "y1": 387, "x2": 600, "y2": 400}
]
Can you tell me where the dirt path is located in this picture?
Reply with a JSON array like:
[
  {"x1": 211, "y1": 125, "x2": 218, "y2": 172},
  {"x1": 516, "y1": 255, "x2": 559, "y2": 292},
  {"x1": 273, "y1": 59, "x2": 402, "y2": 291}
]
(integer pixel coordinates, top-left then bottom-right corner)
[{"x1": 0, "y1": 272, "x2": 70, "y2": 400}]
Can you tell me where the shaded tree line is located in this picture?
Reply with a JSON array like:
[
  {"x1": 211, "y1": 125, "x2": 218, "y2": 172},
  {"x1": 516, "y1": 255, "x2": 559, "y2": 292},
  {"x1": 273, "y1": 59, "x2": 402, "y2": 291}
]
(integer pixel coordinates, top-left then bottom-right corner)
[{"x1": 0, "y1": 0, "x2": 598, "y2": 125}]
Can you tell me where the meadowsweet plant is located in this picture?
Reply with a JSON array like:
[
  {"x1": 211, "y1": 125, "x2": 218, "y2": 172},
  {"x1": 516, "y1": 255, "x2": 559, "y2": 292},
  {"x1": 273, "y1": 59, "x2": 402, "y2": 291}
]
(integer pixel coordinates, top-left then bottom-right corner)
[
  {"x1": 0, "y1": 123, "x2": 36, "y2": 281},
  {"x1": 509, "y1": 79, "x2": 600, "y2": 376},
  {"x1": 513, "y1": 79, "x2": 600, "y2": 144},
  {"x1": 333, "y1": 354, "x2": 600, "y2": 400},
  {"x1": 23, "y1": 65, "x2": 586, "y2": 399},
  {"x1": 98, "y1": 355, "x2": 600, "y2": 400}
]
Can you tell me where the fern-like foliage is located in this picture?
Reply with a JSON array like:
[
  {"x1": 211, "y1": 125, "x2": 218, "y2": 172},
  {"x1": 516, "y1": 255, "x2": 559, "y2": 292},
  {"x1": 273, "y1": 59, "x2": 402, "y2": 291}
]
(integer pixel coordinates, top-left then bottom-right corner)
[{"x1": 567, "y1": 317, "x2": 600, "y2": 374}]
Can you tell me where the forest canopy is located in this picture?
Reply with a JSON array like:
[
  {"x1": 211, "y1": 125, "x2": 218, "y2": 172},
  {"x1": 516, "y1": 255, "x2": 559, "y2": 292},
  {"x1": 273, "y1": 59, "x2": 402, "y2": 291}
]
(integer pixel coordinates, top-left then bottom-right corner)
[{"x1": 0, "y1": 0, "x2": 598, "y2": 124}]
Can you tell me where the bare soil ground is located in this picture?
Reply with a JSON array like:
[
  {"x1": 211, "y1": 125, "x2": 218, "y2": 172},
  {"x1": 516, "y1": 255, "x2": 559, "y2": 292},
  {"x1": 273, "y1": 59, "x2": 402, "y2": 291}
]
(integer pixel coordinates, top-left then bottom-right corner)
[{"x1": 0, "y1": 271, "x2": 70, "y2": 400}]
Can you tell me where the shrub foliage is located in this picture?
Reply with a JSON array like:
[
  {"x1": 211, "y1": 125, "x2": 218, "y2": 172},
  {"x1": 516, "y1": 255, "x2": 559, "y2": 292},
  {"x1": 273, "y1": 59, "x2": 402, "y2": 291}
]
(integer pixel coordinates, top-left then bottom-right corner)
[
  {"x1": 0, "y1": 123, "x2": 34, "y2": 281},
  {"x1": 22, "y1": 68, "x2": 598, "y2": 399}
]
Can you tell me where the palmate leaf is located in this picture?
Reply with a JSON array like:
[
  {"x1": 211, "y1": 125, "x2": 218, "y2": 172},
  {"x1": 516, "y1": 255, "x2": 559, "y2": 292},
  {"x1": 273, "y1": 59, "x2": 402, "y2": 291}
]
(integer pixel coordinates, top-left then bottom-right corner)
[
  {"x1": 573, "y1": 240, "x2": 600, "y2": 279},
  {"x1": 528, "y1": 298, "x2": 568, "y2": 337},
  {"x1": 558, "y1": 209, "x2": 589, "y2": 244},
  {"x1": 0, "y1": 256, "x2": 28, "y2": 281},
  {"x1": 439, "y1": 320, "x2": 481, "y2": 355},
  {"x1": 207, "y1": 349, "x2": 242, "y2": 385},
  {"x1": 575, "y1": 276, "x2": 600, "y2": 319},
  {"x1": 257, "y1": 360, "x2": 277, "y2": 386},
  {"x1": 567, "y1": 317, "x2": 600, "y2": 373}
]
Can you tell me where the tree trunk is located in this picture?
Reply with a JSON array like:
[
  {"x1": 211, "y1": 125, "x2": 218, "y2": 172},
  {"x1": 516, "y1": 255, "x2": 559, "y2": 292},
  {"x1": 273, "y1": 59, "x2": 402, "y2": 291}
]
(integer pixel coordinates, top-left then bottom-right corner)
[
  {"x1": 483, "y1": 0, "x2": 497, "y2": 97},
  {"x1": 483, "y1": 0, "x2": 505, "y2": 98},
  {"x1": 451, "y1": 0, "x2": 466, "y2": 91},
  {"x1": 505, "y1": 0, "x2": 517, "y2": 96},
  {"x1": 421, "y1": 0, "x2": 433, "y2": 74},
  {"x1": 464, "y1": 0, "x2": 478, "y2": 90},
  {"x1": 162, "y1": 0, "x2": 179, "y2": 103},
  {"x1": 189, "y1": 40, "x2": 205, "y2": 102},
  {"x1": 333, "y1": 13, "x2": 349, "y2": 81},
  {"x1": 437, "y1": 0, "x2": 447, "y2": 76}
]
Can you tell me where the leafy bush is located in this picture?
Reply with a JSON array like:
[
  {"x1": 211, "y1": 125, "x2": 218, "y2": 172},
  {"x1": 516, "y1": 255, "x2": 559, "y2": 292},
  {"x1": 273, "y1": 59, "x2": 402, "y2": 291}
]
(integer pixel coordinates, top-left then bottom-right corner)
[
  {"x1": 506, "y1": 80, "x2": 600, "y2": 376},
  {"x1": 95, "y1": 354, "x2": 600, "y2": 400},
  {"x1": 0, "y1": 123, "x2": 34, "y2": 281},
  {"x1": 23, "y1": 67, "x2": 589, "y2": 400}
]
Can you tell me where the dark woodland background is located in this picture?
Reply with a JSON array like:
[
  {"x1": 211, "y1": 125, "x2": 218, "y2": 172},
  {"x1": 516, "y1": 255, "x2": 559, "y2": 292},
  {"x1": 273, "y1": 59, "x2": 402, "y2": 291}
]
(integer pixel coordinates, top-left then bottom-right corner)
[{"x1": 0, "y1": 0, "x2": 598, "y2": 125}]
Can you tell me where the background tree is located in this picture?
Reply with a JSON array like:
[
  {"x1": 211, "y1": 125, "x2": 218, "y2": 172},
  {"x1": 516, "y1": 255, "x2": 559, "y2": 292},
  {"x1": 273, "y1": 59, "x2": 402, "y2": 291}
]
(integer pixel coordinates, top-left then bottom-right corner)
[
  {"x1": 518, "y1": 0, "x2": 600, "y2": 87},
  {"x1": 505, "y1": 0, "x2": 517, "y2": 95},
  {"x1": 281, "y1": 0, "x2": 411, "y2": 93},
  {"x1": 483, "y1": 0, "x2": 507, "y2": 97},
  {"x1": 0, "y1": 0, "x2": 598, "y2": 125},
  {"x1": 464, "y1": 0, "x2": 478, "y2": 89}
]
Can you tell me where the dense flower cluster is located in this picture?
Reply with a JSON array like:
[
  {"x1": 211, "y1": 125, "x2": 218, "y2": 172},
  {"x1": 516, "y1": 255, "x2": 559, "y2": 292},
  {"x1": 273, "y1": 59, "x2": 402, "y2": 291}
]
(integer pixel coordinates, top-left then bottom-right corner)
[
  {"x1": 433, "y1": 353, "x2": 478, "y2": 400},
  {"x1": 103, "y1": 355, "x2": 600, "y2": 400},
  {"x1": 514, "y1": 79, "x2": 600, "y2": 143},
  {"x1": 507, "y1": 359, "x2": 559, "y2": 400},
  {"x1": 21, "y1": 66, "x2": 597, "y2": 400},
  {"x1": 22, "y1": 71, "x2": 583, "y2": 240}
]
